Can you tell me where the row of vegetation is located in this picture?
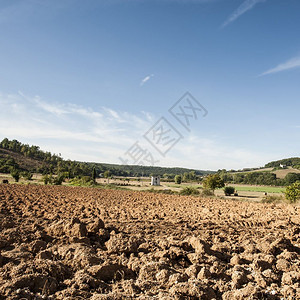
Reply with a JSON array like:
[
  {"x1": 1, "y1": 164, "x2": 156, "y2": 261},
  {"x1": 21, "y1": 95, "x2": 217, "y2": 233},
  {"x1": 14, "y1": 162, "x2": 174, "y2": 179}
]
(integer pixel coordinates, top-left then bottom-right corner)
[
  {"x1": 5, "y1": 168, "x2": 300, "y2": 203},
  {"x1": 216, "y1": 169, "x2": 300, "y2": 186}
]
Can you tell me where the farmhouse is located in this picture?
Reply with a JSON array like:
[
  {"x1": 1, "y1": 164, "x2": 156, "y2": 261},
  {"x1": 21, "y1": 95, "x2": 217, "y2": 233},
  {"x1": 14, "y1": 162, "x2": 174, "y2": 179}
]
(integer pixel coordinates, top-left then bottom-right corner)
[{"x1": 151, "y1": 176, "x2": 160, "y2": 186}]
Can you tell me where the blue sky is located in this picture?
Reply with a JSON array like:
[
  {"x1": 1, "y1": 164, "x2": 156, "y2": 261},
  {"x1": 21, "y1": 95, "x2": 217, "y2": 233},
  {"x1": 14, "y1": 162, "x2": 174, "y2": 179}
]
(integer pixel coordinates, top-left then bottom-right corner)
[{"x1": 0, "y1": 0, "x2": 299, "y2": 170}]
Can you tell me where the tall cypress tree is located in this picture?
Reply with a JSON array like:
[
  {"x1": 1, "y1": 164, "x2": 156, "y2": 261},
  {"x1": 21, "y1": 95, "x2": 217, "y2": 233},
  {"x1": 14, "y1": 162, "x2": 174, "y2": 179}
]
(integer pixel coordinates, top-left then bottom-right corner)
[{"x1": 92, "y1": 167, "x2": 97, "y2": 183}]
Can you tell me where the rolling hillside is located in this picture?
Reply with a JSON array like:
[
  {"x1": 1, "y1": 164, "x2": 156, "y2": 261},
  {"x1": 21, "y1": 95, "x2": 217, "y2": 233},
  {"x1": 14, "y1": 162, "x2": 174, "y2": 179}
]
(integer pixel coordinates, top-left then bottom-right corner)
[
  {"x1": 273, "y1": 167, "x2": 300, "y2": 179},
  {"x1": 230, "y1": 166, "x2": 300, "y2": 179},
  {"x1": 0, "y1": 138, "x2": 213, "y2": 177},
  {"x1": 0, "y1": 148, "x2": 49, "y2": 172}
]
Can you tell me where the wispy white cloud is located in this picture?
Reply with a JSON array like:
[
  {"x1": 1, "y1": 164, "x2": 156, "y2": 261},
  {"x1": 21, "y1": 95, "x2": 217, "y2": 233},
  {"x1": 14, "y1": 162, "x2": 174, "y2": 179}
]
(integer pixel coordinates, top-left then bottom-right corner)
[
  {"x1": 222, "y1": 0, "x2": 266, "y2": 28},
  {"x1": 0, "y1": 91, "x2": 269, "y2": 169},
  {"x1": 0, "y1": 92, "x2": 153, "y2": 162},
  {"x1": 259, "y1": 56, "x2": 300, "y2": 76},
  {"x1": 140, "y1": 74, "x2": 154, "y2": 86}
]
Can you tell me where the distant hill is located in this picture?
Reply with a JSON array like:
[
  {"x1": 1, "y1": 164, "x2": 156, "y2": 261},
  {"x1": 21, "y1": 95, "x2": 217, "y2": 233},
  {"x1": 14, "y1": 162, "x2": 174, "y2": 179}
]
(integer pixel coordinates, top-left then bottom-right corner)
[
  {"x1": 264, "y1": 157, "x2": 300, "y2": 179},
  {"x1": 265, "y1": 157, "x2": 300, "y2": 169},
  {"x1": 0, "y1": 138, "x2": 213, "y2": 177},
  {"x1": 224, "y1": 157, "x2": 300, "y2": 186}
]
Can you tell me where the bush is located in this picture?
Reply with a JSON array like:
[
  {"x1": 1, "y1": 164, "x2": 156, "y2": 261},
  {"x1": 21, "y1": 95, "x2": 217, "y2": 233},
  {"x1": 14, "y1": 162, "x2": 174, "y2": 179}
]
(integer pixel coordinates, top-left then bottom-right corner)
[
  {"x1": 147, "y1": 188, "x2": 177, "y2": 195},
  {"x1": 201, "y1": 189, "x2": 215, "y2": 197},
  {"x1": 82, "y1": 176, "x2": 93, "y2": 184},
  {"x1": 42, "y1": 174, "x2": 53, "y2": 185},
  {"x1": 262, "y1": 195, "x2": 284, "y2": 204},
  {"x1": 10, "y1": 169, "x2": 20, "y2": 182},
  {"x1": 159, "y1": 189, "x2": 176, "y2": 195},
  {"x1": 21, "y1": 171, "x2": 33, "y2": 180},
  {"x1": 224, "y1": 186, "x2": 235, "y2": 196},
  {"x1": 42, "y1": 174, "x2": 64, "y2": 185},
  {"x1": 285, "y1": 181, "x2": 300, "y2": 203},
  {"x1": 68, "y1": 177, "x2": 82, "y2": 186},
  {"x1": 53, "y1": 174, "x2": 65, "y2": 185},
  {"x1": 179, "y1": 186, "x2": 200, "y2": 196},
  {"x1": 69, "y1": 176, "x2": 94, "y2": 186}
]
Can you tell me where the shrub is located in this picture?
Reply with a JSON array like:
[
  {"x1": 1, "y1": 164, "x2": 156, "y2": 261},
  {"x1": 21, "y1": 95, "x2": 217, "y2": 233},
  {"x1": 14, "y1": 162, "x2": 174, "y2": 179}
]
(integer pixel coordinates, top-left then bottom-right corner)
[
  {"x1": 159, "y1": 189, "x2": 176, "y2": 195},
  {"x1": 53, "y1": 174, "x2": 65, "y2": 185},
  {"x1": 43, "y1": 174, "x2": 53, "y2": 185},
  {"x1": 262, "y1": 195, "x2": 284, "y2": 204},
  {"x1": 147, "y1": 188, "x2": 177, "y2": 195},
  {"x1": 224, "y1": 186, "x2": 235, "y2": 196},
  {"x1": 285, "y1": 181, "x2": 300, "y2": 203},
  {"x1": 10, "y1": 169, "x2": 20, "y2": 182},
  {"x1": 21, "y1": 171, "x2": 33, "y2": 180},
  {"x1": 69, "y1": 176, "x2": 94, "y2": 186},
  {"x1": 82, "y1": 176, "x2": 93, "y2": 184},
  {"x1": 179, "y1": 186, "x2": 200, "y2": 196},
  {"x1": 201, "y1": 189, "x2": 215, "y2": 197}
]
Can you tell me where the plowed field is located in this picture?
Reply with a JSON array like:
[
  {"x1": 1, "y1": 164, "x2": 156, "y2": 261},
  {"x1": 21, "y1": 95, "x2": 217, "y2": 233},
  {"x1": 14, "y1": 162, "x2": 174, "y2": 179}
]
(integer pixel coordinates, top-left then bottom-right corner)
[{"x1": 0, "y1": 184, "x2": 299, "y2": 299}]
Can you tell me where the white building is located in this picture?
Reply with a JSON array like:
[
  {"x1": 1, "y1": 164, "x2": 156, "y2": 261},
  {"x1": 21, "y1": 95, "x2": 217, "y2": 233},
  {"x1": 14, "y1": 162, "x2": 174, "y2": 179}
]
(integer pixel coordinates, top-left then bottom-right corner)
[{"x1": 151, "y1": 176, "x2": 160, "y2": 186}]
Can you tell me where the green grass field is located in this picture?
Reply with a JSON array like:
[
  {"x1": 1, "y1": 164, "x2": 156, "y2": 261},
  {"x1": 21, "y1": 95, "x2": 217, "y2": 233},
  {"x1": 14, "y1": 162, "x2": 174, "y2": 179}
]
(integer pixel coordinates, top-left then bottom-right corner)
[{"x1": 234, "y1": 186, "x2": 285, "y2": 193}]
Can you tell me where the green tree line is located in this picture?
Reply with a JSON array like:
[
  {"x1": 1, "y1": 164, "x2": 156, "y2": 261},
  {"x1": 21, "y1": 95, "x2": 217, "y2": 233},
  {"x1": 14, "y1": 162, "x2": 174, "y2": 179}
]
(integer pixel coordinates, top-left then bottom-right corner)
[{"x1": 0, "y1": 138, "x2": 211, "y2": 179}]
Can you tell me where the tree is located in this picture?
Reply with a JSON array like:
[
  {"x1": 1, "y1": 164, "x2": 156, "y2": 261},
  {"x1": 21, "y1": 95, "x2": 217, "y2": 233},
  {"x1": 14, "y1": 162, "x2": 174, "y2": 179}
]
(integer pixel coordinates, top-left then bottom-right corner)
[
  {"x1": 285, "y1": 181, "x2": 300, "y2": 203},
  {"x1": 92, "y1": 167, "x2": 97, "y2": 183},
  {"x1": 10, "y1": 169, "x2": 20, "y2": 182},
  {"x1": 174, "y1": 175, "x2": 182, "y2": 184},
  {"x1": 163, "y1": 173, "x2": 175, "y2": 180},
  {"x1": 182, "y1": 172, "x2": 189, "y2": 182},
  {"x1": 203, "y1": 174, "x2": 225, "y2": 191},
  {"x1": 104, "y1": 170, "x2": 111, "y2": 184},
  {"x1": 189, "y1": 171, "x2": 196, "y2": 181},
  {"x1": 0, "y1": 138, "x2": 9, "y2": 148}
]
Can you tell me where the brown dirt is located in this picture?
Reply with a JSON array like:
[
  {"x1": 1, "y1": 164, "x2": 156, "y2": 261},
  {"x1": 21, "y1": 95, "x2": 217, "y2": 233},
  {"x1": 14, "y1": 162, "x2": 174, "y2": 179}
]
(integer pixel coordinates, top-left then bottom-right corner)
[{"x1": 0, "y1": 184, "x2": 299, "y2": 299}]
